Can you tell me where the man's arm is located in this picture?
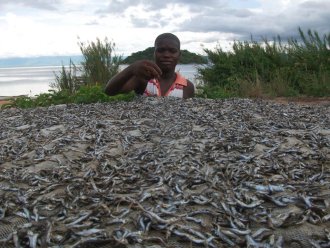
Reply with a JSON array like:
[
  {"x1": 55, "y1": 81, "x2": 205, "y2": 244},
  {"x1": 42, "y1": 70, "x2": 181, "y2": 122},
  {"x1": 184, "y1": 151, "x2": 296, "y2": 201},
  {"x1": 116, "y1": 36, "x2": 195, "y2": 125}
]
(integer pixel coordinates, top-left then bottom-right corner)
[
  {"x1": 104, "y1": 60, "x2": 162, "y2": 96},
  {"x1": 104, "y1": 66, "x2": 138, "y2": 96}
]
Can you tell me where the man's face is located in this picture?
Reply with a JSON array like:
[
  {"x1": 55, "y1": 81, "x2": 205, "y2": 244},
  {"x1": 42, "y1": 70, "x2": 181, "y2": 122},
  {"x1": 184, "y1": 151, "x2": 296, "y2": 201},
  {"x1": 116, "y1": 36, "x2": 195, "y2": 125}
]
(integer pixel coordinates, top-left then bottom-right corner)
[{"x1": 154, "y1": 38, "x2": 181, "y2": 72}]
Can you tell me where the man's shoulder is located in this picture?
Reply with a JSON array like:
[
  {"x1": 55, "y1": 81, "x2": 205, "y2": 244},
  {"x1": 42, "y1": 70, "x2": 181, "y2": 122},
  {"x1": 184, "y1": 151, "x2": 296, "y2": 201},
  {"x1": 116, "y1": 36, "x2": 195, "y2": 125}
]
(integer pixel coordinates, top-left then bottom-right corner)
[{"x1": 175, "y1": 73, "x2": 188, "y2": 86}]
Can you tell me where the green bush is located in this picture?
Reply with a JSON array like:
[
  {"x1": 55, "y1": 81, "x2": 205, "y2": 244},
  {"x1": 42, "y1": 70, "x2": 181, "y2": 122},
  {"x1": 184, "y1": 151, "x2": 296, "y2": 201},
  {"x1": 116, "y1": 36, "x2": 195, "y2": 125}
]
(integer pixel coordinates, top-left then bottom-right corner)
[
  {"x1": 198, "y1": 28, "x2": 330, "y2": 98},
  {"x1": 74, "y1": 85, "x2": 110, "y2": 104},
  {"x1": 74, "y1": 85, "x2": 134, "y2": 104},
  {"x1": 51, "y1": 37, "x2": 122, "y2": 94},
  {"x1": 3, "y1": 86, "x2": 135, "y2": 109},
  {"x1": 196, "y1": 85, "x2": 235, "y2": 99},
  {"x1": 2, "y1": 90, "x2": 72, "y2": 109},
  {"x1": 51, "y1": 60, "x2": 82, "y2": 94},
  {"x1": 78, "y1": 37, "x2": 122, "y2": 87}
]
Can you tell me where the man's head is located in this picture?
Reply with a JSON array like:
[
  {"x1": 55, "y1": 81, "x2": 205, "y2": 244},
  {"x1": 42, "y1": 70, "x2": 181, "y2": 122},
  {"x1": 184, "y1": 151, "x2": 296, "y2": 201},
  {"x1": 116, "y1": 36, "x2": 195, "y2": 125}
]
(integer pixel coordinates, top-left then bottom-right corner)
[
  {"x1": 154, "y1": 33, "x2": 180, "y2": 49},
  {"x1": 154, "y1": 33, "x2": 181, "y2": 73}
]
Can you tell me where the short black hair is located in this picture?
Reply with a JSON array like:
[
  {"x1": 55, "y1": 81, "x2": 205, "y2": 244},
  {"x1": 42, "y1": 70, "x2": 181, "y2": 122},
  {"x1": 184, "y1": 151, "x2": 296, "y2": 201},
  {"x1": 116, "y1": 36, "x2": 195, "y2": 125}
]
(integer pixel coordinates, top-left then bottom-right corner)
[{"x1": 154, "y1": 33, "x2": 180, "y2": 49}]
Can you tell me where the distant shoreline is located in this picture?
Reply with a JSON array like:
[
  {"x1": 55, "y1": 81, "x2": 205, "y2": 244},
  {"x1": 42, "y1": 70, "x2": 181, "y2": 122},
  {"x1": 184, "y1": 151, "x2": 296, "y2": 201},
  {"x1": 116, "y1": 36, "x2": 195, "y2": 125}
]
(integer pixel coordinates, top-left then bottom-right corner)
[
  {"x1": 0, "y1": 95, "x2": 27, "y2": 100},
  {"x1": 0, "y1": 65, "x2": 65, "y2": 70},
  {"x1": 0, "y1": 64, "x2": 199, "y2": 97},
  {"x1": 0, "y1": 55, "x2": 84, "y2": 68},
  {"x1": 0, "y1": 55, "x2": 205, "y2": 68}
]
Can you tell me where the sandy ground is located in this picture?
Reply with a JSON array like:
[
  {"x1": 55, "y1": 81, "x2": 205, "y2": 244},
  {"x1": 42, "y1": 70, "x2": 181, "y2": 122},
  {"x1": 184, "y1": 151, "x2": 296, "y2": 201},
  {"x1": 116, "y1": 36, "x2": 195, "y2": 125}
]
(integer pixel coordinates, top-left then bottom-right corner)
[
  {"x1": 266, "y1": 96, "x2": 330, "y2": 106},
  {"x1": 0, "y1": 100, "x2": 11, "y2": 105},
  {"x1": 0, "y1": 96, "x2": 21, "y2": 106}
]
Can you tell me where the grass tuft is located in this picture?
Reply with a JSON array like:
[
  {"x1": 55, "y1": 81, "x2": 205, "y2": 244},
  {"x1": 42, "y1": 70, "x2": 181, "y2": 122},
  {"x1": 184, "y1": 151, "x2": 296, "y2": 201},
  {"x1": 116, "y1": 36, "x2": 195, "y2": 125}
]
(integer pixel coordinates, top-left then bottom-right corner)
[{"x1": 198, "y1": 28, "x2": 330, "y2": 98}]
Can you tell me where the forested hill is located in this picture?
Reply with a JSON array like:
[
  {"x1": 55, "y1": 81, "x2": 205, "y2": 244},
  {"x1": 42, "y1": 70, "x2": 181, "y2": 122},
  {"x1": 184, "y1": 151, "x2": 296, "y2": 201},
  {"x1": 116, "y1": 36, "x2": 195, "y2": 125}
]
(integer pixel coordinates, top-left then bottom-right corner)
[{"x1": 122, "y1": 47, "x2": 207, "y2": 64}]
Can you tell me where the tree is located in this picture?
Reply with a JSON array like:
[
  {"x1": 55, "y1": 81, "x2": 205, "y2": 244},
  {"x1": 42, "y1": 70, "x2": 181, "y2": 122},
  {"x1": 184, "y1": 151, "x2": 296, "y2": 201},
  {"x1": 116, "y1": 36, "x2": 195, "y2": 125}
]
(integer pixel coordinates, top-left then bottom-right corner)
[{"x1": 122, "y1": 47, "x2": 207, "y2": 64}]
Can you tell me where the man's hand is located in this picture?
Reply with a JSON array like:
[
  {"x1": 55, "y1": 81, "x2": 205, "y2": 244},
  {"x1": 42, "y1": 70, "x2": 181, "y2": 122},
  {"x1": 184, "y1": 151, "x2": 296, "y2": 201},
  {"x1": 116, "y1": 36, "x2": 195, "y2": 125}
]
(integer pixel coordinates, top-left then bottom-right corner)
[{"x1": 131, "y1": 60, "x2": 162, "y2": 81}]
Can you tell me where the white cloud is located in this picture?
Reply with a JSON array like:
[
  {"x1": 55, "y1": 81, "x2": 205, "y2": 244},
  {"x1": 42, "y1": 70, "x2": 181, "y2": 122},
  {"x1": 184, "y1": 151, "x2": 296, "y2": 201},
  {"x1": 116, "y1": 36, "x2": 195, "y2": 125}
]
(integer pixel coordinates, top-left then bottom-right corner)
[{"x1": 0, "y1": 0, "x2": 329, "y2": 58}]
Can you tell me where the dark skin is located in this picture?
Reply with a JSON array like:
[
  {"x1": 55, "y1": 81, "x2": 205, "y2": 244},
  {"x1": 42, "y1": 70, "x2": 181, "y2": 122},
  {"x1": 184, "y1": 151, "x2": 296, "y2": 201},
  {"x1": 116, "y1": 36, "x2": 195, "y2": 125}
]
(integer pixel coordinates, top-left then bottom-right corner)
[{"x1": 104, "y1": 38, "x2": 195, "y2": 99}]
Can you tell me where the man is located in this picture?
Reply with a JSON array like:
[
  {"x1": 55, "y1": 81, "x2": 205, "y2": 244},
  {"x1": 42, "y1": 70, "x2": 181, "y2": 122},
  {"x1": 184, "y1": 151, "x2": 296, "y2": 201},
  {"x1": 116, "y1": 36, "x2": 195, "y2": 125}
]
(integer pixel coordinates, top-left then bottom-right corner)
[{"x1": 104, "y1": 33, "x2": 195, "y2": 99}]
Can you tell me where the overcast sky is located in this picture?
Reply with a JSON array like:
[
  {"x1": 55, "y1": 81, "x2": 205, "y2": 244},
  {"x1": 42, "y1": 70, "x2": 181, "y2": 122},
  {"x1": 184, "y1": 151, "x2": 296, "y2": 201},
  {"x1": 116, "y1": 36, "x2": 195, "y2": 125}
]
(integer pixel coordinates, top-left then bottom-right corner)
[{"x1": 0, "y1": 0, "x2": 329, "y2": 58}]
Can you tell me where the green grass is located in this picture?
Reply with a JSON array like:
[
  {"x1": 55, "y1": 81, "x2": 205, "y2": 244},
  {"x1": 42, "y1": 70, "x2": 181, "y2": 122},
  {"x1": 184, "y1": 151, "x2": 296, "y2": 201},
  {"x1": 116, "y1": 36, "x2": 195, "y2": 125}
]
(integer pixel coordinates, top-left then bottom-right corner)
[
  {"x1": 197, "y1": 28, "x2": 330, "y2": 98},
  {"x1": 1, "y1": 86, "x2": 134, "y2": 109}
]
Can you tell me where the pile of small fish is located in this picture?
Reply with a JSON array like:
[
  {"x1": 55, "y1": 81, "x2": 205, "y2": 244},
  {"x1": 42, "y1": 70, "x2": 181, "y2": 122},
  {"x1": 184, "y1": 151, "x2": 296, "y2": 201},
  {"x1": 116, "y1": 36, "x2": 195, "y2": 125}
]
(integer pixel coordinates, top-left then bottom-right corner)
[{"x1": 0, "y1": 97, "x2": 329, "y2": 248}]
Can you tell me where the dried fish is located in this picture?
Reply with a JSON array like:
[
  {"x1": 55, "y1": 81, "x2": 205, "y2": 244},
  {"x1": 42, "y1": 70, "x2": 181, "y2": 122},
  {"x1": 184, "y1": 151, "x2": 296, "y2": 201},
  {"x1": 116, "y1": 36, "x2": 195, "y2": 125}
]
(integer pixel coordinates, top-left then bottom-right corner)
[{"x1": 0, "y1": 97, "x2": 329, "y2": 247}]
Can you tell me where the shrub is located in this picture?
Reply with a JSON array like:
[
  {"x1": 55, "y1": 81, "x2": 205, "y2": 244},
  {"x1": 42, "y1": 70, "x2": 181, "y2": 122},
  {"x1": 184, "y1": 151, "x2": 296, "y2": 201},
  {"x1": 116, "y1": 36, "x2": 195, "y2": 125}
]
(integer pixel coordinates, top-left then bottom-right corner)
[
  {"x1": 3, "y1": 86, "x2": 135, "y2": 109},
  {"x1": 51, "y1": 60, "x2": 82, "y2": 94},
  {"x1": 198, "y1": 28, "x2": 330, "y2": 98},
  {"x1": 78, "y1": 37, "x2": 122, "y2": 87},
  {"x1": 51, "y1": 37, "x2": 122, "y2": 94}
]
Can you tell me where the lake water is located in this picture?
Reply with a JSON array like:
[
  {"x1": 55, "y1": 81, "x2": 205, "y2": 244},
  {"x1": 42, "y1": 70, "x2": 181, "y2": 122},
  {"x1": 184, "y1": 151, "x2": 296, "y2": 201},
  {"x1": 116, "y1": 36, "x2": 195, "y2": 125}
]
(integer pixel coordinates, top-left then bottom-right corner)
[{"x1": 0, "y1": 64, "x2": 201, "y2": 97}]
